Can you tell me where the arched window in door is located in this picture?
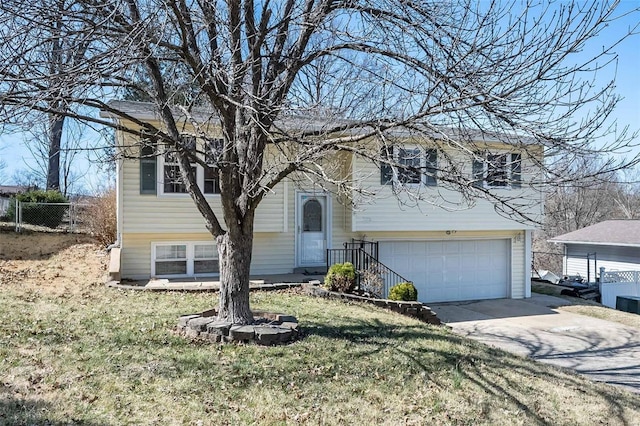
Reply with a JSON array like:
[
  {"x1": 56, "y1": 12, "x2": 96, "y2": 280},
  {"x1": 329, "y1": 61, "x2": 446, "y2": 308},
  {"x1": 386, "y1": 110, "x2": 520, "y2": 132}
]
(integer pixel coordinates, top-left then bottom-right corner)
[{"x1": 303, "y1": 199, "x2": 322, "y2": 232}]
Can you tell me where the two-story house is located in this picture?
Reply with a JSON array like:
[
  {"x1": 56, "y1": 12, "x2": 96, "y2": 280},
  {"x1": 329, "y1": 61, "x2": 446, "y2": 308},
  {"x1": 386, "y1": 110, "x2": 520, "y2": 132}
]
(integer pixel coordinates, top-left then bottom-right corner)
[{"x1": 102, "y1": 101, "x2": 543, "y2": 303}]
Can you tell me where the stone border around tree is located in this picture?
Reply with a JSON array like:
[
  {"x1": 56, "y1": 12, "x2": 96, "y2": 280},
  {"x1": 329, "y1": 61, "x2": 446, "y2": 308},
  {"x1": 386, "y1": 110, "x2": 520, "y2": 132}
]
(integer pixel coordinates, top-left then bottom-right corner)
[
  {"x1": 176, "y1": 308, "x2": 300, "y2": 345},
  {"x1": 303, "y1": 283, "x2": 442, "y2": 325}
]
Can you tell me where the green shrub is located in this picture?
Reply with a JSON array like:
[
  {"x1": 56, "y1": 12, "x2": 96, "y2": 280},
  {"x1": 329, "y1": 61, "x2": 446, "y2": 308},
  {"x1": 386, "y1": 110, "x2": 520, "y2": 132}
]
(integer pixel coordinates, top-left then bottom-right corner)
[
  {"x1": 6, "y1": 190, "x2": 69, "y2": 228},
  {"x1": 324, "y1": 262, "x2": 357, "y2": 293},
  {"x1": 388, "y1": 282, "x2": 418, "y2": 301}
]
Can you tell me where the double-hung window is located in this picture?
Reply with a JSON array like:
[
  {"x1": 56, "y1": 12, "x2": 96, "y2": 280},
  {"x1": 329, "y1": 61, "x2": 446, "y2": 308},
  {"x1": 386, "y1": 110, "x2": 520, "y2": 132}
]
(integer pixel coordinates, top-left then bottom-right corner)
[
  {"x1": 154, "y1": 244, "x2": 188, "y2": 275},
  {"x1": 397, "y1": 147, "x2": 422, "y2": 184},
  {"x1": 381, "y1": 145, "x2": 438, "y2": 186},
  {"x1": 152, "y1": 242, "x2": 219, "y2": 277},
  {"x1": 163, "y1": 136, "x2": 197, "y2": 194},
  {"x1": 194, "y1": 243, "x2": 219, "y2": 274},
  {"x1": 473, "y1": 152, "x2": 522, "y2": 189},
  {"x1": 152, "y1": 135, "x2": 222, "y2": 196},
  {"x1": 204, "y1": 138, "x2": 222, "y2": 194}
]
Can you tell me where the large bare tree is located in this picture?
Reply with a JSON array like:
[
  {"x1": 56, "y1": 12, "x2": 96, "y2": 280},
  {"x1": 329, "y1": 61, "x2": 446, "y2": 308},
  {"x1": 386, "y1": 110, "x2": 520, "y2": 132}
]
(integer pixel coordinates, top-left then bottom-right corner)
[
  {"x1": 18, "y1": 120, "x2": 90, "y2": 196},
  {"x1": 2, "y1": 0, "x2": 93, "y2": 191},
  {"x1": 0, "y1": 0, "x2": 637, "y2": 324}
]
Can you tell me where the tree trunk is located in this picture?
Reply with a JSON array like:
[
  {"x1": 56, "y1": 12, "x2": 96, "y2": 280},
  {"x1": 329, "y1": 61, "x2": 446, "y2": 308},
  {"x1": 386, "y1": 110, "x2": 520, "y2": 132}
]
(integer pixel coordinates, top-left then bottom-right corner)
[
  {"x1": 47, "y1": 113, "x2": 65, "y2": 191},
  {"x1": 216, "y1": 226, "x2": 254, "y2": 324}
]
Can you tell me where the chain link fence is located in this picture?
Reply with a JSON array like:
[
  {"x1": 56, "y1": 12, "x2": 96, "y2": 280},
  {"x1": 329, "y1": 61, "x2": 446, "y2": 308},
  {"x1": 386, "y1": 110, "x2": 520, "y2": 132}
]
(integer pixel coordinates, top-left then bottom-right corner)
[{"x1": 4, "y1": 201, "x2": 89, "y2": 233}]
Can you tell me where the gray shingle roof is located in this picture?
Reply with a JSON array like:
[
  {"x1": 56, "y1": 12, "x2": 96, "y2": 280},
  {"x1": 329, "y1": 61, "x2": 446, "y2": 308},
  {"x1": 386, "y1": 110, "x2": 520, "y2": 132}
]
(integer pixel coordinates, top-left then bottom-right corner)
[
  {"x1": 549, "y1": 220, "x2": 640, "y2": 247},
  {"x1": 100, "y1": 100, "x2": 539, "y2": 145},
  {"x1": 0, "y1": 185, "x2": 28, "y2": 196}
]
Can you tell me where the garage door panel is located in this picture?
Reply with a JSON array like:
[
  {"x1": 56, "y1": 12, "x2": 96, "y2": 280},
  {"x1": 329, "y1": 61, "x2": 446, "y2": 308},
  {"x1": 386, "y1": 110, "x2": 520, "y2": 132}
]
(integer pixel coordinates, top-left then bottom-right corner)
[
  {"x1": 426, "y1": 241, "x2": 444, "y2": 254},
  {"x1": 379, "y1": 239, "x2": 510, "y2": 303}
]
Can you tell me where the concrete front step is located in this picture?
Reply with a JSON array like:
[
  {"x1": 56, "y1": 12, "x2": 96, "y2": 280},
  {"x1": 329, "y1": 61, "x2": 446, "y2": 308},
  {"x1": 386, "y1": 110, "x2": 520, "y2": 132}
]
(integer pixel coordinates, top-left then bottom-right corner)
[{"x1": 293, "y1": 266, "x2": 328, "y2": 275}]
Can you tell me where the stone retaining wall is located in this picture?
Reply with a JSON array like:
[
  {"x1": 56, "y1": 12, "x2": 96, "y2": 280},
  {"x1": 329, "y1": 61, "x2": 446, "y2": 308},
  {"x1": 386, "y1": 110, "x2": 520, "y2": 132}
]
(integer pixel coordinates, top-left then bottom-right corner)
[
  {"x1": 303, "y1": 284, "x2": 442, "y2": 325},
  {"x1": 176, "y1": 309, "x2": 300, "y2": 345}
]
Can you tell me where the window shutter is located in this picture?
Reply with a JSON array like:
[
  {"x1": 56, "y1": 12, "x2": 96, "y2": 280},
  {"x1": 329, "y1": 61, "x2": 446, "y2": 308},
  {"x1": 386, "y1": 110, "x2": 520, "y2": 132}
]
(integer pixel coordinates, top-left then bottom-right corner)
[
  {"x1": 140, "y1": 142, "x2": 157, "y2": 194},
  {"x1": 511, "y1": 153, "x2": 522, "y2": 189},
  {"x1": 472, "y1": 157, "x2": 484, "y2": 188},
  {"x1": 380, "y1": 145, "x2": 394, "y2": 185},
  {"x1": 424, "y1": 149, "x2": 437, "y2": 186}
]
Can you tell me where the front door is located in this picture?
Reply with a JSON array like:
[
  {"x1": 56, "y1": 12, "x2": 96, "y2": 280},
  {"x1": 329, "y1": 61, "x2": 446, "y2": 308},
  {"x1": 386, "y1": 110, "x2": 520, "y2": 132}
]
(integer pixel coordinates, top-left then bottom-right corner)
[{"x1": 297, "y1": 193, "x2": 328, "y2": 267}]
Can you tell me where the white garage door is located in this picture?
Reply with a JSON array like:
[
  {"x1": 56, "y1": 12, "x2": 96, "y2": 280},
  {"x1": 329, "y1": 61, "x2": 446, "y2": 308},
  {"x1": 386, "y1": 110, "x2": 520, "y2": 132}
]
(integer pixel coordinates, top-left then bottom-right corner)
[{"x1": 379, "y1": 240, "x2": 510, "y2": 303}]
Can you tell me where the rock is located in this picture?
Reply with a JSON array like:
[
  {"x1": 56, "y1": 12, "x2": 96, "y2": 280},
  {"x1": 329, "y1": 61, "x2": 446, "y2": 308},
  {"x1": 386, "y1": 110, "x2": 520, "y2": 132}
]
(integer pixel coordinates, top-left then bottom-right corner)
[
  {"x1": 406, "y1": 307, "x2": 418, "y2": 316},
  {"x1": 177, "y1": 310, "x2": 301, "y2": 345},
  {"x1": 276, "y1": 314, "x2": 297, "y2": 323},
  {"x1": 205, "y1": 332, "x2": 223, "y2": 343},
  {"x1": 199, "y1": 308, "x2": 217, "y2": 317},
  {"x1": 276, "y1": 327, "x2": 293, "y2": 342},
  {"x1": 206, "y1": 321, "x2": 232, "y2": 336},
  {"x1": 280, "y1": 321, "x2": 299, "y2": 332},
  {"x1": 229, "y1": 325, "x2": 255, "y2": 341},
  {"x1": 187, "y1": 317, "x2": 215, "y2": 331},
  {"x1": 254, "y1": 326, "x2": 281, "y2": 345},
  {"x1": 178, "y1": 314, "x2": 200, "y2": 328},
  {"x1": 185, "y1": 328, "x2": 200, "y2": 339}
]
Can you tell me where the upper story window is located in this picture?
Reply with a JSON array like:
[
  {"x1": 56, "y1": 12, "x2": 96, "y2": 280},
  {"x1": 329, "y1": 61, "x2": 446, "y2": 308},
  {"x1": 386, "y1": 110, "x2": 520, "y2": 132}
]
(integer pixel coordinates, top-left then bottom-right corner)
[
  {"x1": 381, "y1": 145, "x2": 438, "y2": 187},
  {"x1": 204, "y1": 138, "x2": 222, "y2": 194},
  {"x1": 473, "y1": 152, "x2": 522, "y2": 189},
  {"x1": 139, "y1": 134, "x2": 222, "y2": 196},
  {"x1": 163, "y1": 136, "x2": 197, "y2": 194},
  {"x1": 397, "y1": 147, "x2": 422, "y2": 184}
]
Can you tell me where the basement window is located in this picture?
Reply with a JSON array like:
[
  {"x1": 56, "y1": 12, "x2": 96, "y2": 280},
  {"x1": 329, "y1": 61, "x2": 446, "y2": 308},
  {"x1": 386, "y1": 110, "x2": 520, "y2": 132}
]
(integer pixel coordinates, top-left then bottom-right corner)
[
  {"x1": 152, "y1": 242, "x2": 218, "y2": 277},
  {"x1": 154, "y1": 244, "x2": 187, "y2": 275}
]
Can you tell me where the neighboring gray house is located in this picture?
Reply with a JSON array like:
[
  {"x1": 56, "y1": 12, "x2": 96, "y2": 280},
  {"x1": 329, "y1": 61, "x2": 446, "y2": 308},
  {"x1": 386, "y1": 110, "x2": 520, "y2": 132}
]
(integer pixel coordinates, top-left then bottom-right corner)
[
  {"x1": 549, "y1": 220, "x2": 640, "y2": 281},
  {"x1": 0, "y1": 185, "x2": 28, "y2": 217}
]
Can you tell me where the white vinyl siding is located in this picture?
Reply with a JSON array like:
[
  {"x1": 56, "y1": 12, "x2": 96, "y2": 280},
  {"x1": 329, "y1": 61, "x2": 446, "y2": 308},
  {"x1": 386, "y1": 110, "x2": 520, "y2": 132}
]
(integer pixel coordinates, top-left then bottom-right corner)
[
  {"x1": 120, "y1": 134, "x2": 285, "y2": 233},
  {"x1": 564, "y1": 244, "x2": 640, "y2": 279},
  {"x1": 352, "y1": 150, "x2": 542, "y2": 232},
  {"x1": 122, "y1": 233, "x2": 295, "y2": 279},
  {"x1": 511, "y1": 232, "x2": 527, "y2": 299},
  {"x1": 117, "y1": 124, "x2": 535, "y2": 299},
  {"x1": 120, "y1": 175, "x2": 357, "y2": 280}
]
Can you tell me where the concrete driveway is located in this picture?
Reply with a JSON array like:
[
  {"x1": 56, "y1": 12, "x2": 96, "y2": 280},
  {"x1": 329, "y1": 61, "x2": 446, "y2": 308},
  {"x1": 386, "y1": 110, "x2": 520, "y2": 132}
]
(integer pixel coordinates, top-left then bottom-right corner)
[{"x1": 431, "y1": 295, "x2": 640, "y2": 394}]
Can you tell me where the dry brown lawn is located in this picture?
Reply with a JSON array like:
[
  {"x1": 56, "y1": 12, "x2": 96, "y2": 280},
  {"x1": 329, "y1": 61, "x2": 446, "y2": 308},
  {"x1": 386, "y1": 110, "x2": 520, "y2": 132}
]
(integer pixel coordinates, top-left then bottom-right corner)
[{"x1": 1, "y1": 232, "x2": 639, "y2": 425}]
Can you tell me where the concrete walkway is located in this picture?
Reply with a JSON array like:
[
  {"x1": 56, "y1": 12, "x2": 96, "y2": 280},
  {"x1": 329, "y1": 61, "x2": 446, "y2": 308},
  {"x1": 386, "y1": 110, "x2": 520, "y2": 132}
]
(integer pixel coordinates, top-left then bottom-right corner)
[
  {"x1": 431, "y1": 295, "x2": 640, "y2": 394},
  {"x1": 107, "y1": 273, "x2": 324, "y2": 291}
]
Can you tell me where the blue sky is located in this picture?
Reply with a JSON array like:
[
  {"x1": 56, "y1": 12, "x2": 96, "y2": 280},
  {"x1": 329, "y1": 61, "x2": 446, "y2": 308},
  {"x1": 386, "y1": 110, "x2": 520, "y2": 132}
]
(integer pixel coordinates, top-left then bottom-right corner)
[
  {"x1": 0, "y1": 0, "x2": 639, "y2": 193},
  {"x1": 602, "y1": 0, "x2": 640, "y2": 159}
]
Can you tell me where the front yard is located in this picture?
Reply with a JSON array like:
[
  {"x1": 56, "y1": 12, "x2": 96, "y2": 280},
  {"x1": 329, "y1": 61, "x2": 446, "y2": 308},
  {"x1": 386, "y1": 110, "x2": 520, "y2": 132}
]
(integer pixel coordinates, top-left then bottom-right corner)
[{"x1": 1, "y1": 232, "x2": 639, "y2": 424}]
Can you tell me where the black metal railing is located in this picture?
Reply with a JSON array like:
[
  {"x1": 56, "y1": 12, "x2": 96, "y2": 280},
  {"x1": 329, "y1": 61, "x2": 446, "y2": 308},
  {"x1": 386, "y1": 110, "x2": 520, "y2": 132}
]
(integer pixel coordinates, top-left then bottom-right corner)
[
  {"x1": 326, "y1": 246, "x2": 411, "y2": 298},
  {"x1": 344, "y1": 239, "x2": 379, "y2": 259}
]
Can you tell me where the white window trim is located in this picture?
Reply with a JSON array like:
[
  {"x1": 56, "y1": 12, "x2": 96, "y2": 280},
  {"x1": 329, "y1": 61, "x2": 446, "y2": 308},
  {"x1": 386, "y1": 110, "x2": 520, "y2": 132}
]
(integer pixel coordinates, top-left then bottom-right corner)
[
  {"x1": 479, "y1": 152, "x2": 520, "y2": 190},
  {"x1": 151, "y1": 241, "x2": 219, "y2": 278},
  {"x1": 157, "y1": 136, "x2": 222, "y2": 198},
  {"x1": 391, "y1": 145, "x2": 437, "y2": 187},
  {"x1": 395, "y1": 145, "x2": 423, "y2": 186}
]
